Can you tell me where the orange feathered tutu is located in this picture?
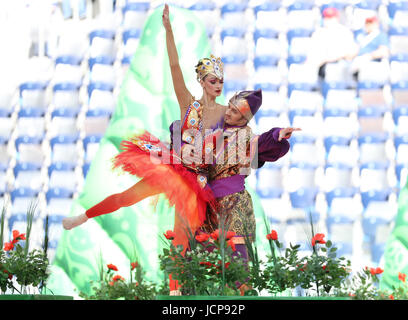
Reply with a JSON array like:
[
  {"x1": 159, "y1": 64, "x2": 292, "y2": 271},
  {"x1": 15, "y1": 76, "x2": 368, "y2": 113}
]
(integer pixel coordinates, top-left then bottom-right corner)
[{"x1": 112, "y1": 131, "x2": 217, "y2": 253}]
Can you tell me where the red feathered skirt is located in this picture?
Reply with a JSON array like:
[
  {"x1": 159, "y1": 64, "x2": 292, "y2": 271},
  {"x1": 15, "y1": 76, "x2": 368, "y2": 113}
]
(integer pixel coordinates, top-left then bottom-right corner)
[{"x1": 112, "y1": 131, "x2": 217, "y2": 254}]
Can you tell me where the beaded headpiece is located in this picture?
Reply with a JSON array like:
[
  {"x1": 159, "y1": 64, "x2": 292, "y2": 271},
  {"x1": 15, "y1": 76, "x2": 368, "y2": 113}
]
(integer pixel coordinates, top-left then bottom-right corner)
[{"x1": 195, "y1": 54, "x2": 224, "y2": 82}]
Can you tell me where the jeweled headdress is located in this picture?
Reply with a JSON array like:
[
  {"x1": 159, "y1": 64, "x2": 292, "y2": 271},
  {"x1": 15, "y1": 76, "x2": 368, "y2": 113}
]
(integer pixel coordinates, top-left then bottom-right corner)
[
  {"x1": 230, "y1": 89, "x2": 262, "y2": 121},
  {"x1": 195, "y1": 54, "x2": 224, "y2": 82}
]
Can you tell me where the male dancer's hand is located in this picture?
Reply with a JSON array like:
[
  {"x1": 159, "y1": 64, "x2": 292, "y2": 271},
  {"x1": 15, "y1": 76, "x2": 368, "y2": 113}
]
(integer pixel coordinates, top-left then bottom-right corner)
[{"x1": 278, "y1": 127, "x2": 301, "y2": 141}]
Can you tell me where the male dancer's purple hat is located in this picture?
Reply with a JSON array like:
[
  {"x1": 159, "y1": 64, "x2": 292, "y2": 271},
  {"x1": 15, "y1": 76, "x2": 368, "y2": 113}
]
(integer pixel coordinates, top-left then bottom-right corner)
[{"x1": 229, "y1": 89, "x2": 262, "y2": 121}]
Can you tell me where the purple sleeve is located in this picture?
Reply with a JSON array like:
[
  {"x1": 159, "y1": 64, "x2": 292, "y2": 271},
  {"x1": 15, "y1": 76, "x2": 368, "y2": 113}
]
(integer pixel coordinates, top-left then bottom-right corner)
[{"x1": 251, "y1": 127, "x2": 290, "y2": 169}]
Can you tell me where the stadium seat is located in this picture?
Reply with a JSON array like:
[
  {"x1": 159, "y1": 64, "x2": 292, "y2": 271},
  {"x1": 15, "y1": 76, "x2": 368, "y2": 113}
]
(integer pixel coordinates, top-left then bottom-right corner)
[
  {"x1": 83, "y1": 134, "x2": 102, "y2": 164},
  {"x1": 122, "y1": 2, "x2": 150, "y2": 31},
  {"x1": 15, "y1": 136, "x2": 45, "y2": 166},
  {"x1": 84, "y1": 109, "x2": 111, "y2": 136},
  {"x1": 89, "y1": 60, "x2": 117, "y2": 88},
  {"x1": 15, "y1": 108, "x2": 45, "y2": 141},
  {"x1": 254, "y1": 2, "x2": 285, "y2": 33},
  {"x1": 0, "y1": 85, "x2": 16, "y2": 117},
  {"x1": 287, "y1": 2, "x2": 317, "y2": 31},
  {"x1": 89, "y1": 29, "x2": 116, "y2": 59},
  {"x1": 45, "y1": 214, "x2": 65, "y2": 250},
  {"x1": 357, "y1": 82, "x2": 388, "y2": 113},
  {"x1": 389, "y1": 26, "x2": 408, "y2": 56},
  {"x1": 19, "y1": 82, "x2": 48, "y2": 113},
  {"x1": 256, "y1": 163, "x2": 284, "y2": 198},
  {"x1": 52, "y1": 82, "x2": 81, "y2": 113},
  {"x1": 289, "y1": 187, "x2": 319, "y2": 209},
  {"x1": 87, "y1": 82, "x2": 116, "y2": 114},
  {"x1": 254, "y1": 88, "x2": 286, "y2": 117},
  {"x1": 358, "y1": 133, "x2": 389, "y2": 166},
  {"x1": 289, "y1": 135, "x2": 323, "y2": 166},
  {"x1": 48, "y1": 163, "x2": 77, "y2": 192},
  {"x1": 0, "y1": 138, "x2": 10, "y2": 172},
  {"x1": 287, "y1": 162, "x2": 318, "y2": 192},
  {"x1": 13, "y1": 162, "x2": 43, "y2": 192},
  {"x1": 49, "y1": 135, "x2": 80, "y2": 166},
  {"x1": 122, "y1": 29, "x2": 141, "y2": 62},
  {"x1": 394, "y1": 135, "x2": 408, "y2": 186},
  {"x1": 220, "y1": 2, "x2": 248, "y2": 31},
  {"x1": 49, "y1": 108, "x2": 79, "y2": 138},
  {"x1": 189, "y1": 2, "x2": 218, "y2": 36},
  {"x1": 323, "y1": 87, "x2": 358, "y2": 114}
]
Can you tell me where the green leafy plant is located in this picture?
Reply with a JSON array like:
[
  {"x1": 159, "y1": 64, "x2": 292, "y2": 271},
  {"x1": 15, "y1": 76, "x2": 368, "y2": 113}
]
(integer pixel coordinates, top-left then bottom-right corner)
[
  {"x1": 158, "y1": 220, "x2": 250, "y2": 296},
  {"x1": 0, "y1": 200, "x2": 50, "y2": 294},
  {"x1": 79, "y1": 260, "x2": 167, "y2": 300}
]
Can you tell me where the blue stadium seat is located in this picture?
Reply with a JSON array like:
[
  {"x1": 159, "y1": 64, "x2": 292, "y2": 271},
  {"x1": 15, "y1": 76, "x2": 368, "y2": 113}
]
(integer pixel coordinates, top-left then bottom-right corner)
[
  {"x1": 389, "y1": 26, "x2": 408, "y2": 57},
  {"x1": 388, "y1": 1, "x2": 408, "y2": 19},
  {"x1": 13, "y1": 162, "x2": 43, "y2": 192},
  {"x1": 0, "y1": 136, "x2": 9, "y2": 171},
  {"x1": 87, "y1": 81, "x2": 116, "y2": 114},
  {"x1": 326, "y1": 186, "x2": 359, "y2": 211},
  {"x1": 253, "y1": 2, "x2": 280, "y2": 16},
  {"x1": 189, "y1": 2, "x2": 218, "y2": 36},
  {"x1": 89, "y1": 29, "x2": 116, "y2": 59},
  {"x1": 223, "y1": 80, "x2": 247, "y2": 98},
  {"x1": 395, "y1": 134, "x2": 408, "y2": 186},
  {"x1": 46, "y1": 187, "x2": 74, "y2": 202},
  {"x1": 289, "y1": 187, "x2": 319, "y2": 209},
  {"x1": 360, "y1": 188, "x2": 392, "y2": 209},
  {"x1": 256, "y1": 163, "x2": 284, "y2": 198},
  {"x1": 287, "y1": 2, "x2": 317, "y2": 31},
  {"x1": 122, "y1": 29, "x2": 141, "y2": 63},
  {"x1": 45, "y1": 214, "x2": 65, "y2": 249},
  {"x1": 122, "y1": 2, "x2": 150, "y2": 31},
  {"x1": 88, "y1": 56, "x2": 115, "y2": 71},
  {"x1": 371, "y1": 243, "x2": 386, "y2": 264},
  {"x1": 19, "y1": 82, "x2": 48, "y2": 112},
  {"x1": 83, "y1": 134, "x2": 102, "y2": 164},
  {"x1": 55, "y1": 55, "x2": 82, "y2": 66},
  {"x1": 358, "y1": 133, "x2": 389, "y2": 166},
  {"x1": 52, "y1": 82, "x2": 81, "y2": 112},
  {"x1": 10, "y1": 187, "x2": 39, "y2": 203},
  {"x1": 84, "y1": 108, "x2": 111, "y2": 136},
  {"x1": 15, "y1": 136, "x2": 44, "y2": 166},
  {"x1": 357, "y1": 81, "x2": 388, "y2": 112},
  {"x1": 83, "y1": 162, "x2": 91, "y2": 177},
  {"x1": 50, "y1": 135, "x2": 80, "y2": 166},
  {"x1": 254, "y1": 2, "x2": 285, "y2": 33},
  {"x1": 48, "y1": 163, "x2": 77, "y2": 192}
]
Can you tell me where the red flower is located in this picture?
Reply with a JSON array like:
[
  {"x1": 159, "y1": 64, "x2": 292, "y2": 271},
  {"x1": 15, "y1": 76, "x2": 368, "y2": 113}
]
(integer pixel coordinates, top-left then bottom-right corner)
[
  {"x1": 131, "y1": 262, "x2": 139, "y2": 270},
  {"x1": 107, "y1": 264, "x2": 118, "y2": 271},
  {"x1": 298, "y1": 263, "x2": 307, "y2": 272},
  {"x1": 112, "y1": 275, "x2": 125, "y2": 282},
  {"x1": 3, "y1": 270, "x2": 12, "y2": 280},
  {"x1": 12, "y1": 230, "x2": 26, "y2": 243},
  {"x1": 164, "y1": 230, "x2": 175, "y2": 240},
  {"x1": 225, "y1": 262, "x2": 231, "y2": 269},
  {"x1": 195, "y1": 233, "x2": 210, "y2": 242},
  {"x1": 369, "y1": 267, "x2": 383, "y2": 275},
  {"x1": 322, "y1": 265, "x2": 329, "y2": 272},
  {"x1": 199, "y1": 261, "x2": 212, "y2": 268},
  {"x1": 398, "y1": 272, "x2": 406, "y2": 283},
  {"x1": 389, "y1": 294, "x2": 395, "y2": 300},
  {"x1": 3, "y1": 241, "x2": 14, "y2": 251},
  {"x1": 266, "y1": 230, "x2": 278, "y2": 241},
  {"x1": 227, "y1": 239, "x2": 236, "y2": 251},
  {"x1": 210, "y1": 229, "x2": 236, "y2": 241},
  {"x1": 311, "y1": 233, "x2": 326, "y2": 246}
]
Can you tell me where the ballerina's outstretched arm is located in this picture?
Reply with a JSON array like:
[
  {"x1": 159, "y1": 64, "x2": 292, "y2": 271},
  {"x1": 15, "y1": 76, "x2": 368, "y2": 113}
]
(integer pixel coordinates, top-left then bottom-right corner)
[{"x1": 62, "y1": 179, "x2": 161, "y2": 230}]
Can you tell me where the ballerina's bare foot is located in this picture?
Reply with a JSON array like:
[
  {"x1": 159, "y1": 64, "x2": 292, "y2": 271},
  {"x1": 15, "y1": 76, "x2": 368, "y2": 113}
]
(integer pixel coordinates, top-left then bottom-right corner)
[{"x1": 62, "y1": 214, "x2": 88, "y2": 230}]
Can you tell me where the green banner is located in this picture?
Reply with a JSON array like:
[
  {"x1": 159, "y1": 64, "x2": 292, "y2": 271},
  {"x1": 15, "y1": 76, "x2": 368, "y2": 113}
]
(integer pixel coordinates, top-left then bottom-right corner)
[
  {"x1": 46, "y1": 5, "x2": 269, "y2": 297},
  {"x1": 380, "y1": 178, "x2": 408, "y2": 292}
]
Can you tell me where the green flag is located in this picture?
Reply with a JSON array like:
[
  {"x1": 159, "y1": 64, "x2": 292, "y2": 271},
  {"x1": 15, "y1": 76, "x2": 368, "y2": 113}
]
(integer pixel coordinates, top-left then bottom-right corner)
[
  {"x1": 380, "y1": 178, "x2": 408, "y2": 292},
  {"x1": 46, "y1": 5, "x2": 270, "y2": 297}
]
